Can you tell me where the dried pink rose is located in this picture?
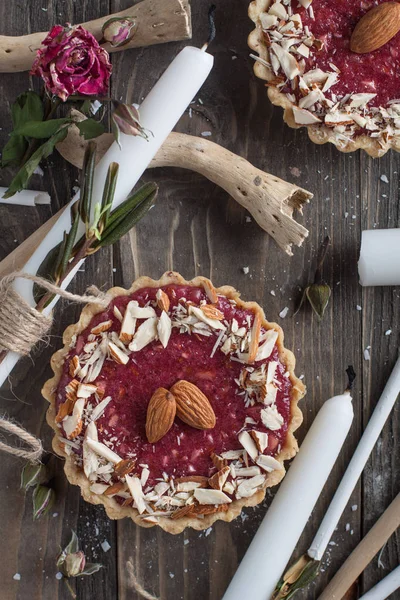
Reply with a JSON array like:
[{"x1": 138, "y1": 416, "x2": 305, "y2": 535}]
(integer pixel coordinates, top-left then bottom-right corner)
[
  {"x1": 102, "y1": 17, "x2": 137, "y2": 47},
  {"x1": 31, "y1": 24, "x2": 112, "y2": 101}
]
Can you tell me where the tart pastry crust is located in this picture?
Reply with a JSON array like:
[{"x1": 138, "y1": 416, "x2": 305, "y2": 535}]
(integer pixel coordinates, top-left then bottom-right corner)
[
  {"x1": 248, "y1": 0, "x2": 400, "y2": 157},
  {"x1": 43, "y1": 271, "x2": 305, "y2": 533}
]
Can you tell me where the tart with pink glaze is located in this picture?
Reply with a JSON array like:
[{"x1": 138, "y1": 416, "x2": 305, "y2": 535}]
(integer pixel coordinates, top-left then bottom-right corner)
[
  {"x1": 43, "y1": 272, "x2": 305, "y2": 533},
  {"x1": 249, "y1": 0, "x2": 400, "y2": 157}
]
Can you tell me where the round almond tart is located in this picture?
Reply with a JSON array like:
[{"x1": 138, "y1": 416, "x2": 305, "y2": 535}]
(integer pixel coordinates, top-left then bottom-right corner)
[
  {"x1": 248, "y1": 0, "x2": 400, "y2": 157},
  {"x1": 43, "y1": 272, "x2": 305, "y2": 534}
]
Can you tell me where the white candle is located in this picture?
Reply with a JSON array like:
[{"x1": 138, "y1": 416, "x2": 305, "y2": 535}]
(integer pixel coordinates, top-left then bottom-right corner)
[
  {"x1": 0, "y1": 46, "x2": 213, "y2": 387},
  {"x1": 308, "y1": 355, "x2": 400, "y2": 561},
  {"x1": 358, "y1": 565, "x2": 400, "y2": 600},
  {"x1": 358, "y1": 229, "x2": 400, "y2": 286},
  {"x1": 222, "y1": 391, "x2": 354, "y2": 600},
  {"x1": 0, "y1": 188, "x2": 50, "y2": 206}
]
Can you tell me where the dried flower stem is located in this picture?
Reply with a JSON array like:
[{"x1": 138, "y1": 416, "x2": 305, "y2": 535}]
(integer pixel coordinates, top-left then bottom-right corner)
[{"x1": 314, "y1": 235, "x2": 330, "y2": 283}]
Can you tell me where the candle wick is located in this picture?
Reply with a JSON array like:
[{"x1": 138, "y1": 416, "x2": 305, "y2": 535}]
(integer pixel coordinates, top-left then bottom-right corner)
[
  {"x1": 345, "y1": 365, "x2": 357, "y2": 392},
  {"x1": 201, "y1": 5, "x2": 216, "y2": 52}
]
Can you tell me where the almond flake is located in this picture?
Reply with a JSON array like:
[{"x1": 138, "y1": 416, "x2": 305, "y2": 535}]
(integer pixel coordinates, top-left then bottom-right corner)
[
  {"x1": 63, "y1": 397, "x2": 85, "y2": 439},
  {"x1": 176, "y1": 481, "x2": 204, "y2": 492},
  {"x1": 119, "y1": 301, "x2": 137, "y2": 344},
  {"x1": 69, "y1": 356, "x2": 80, "y2": 378},
  {"x1": 125, "y1": 475, "x2": 146, "y2": 514},
  {"x1": 292, "y1": 105, "x2": 322, "y2": 125},
  {"x1": 236, "y1": 474, "x2": 266, "y2": 499},
  {"x1": 268, "y1": 3, "x2": 287, "y2": 20},
  {"x1": 261, "y1": 406, "x2": 284, "y2": 431},
  {"x1": 267, "y1": 361, "x2": 279, "y2": 384},
  {"x1": 90, "y1": 396, "x2": 112, "y2": 421},
  {"x1": 193, "y1": 488, "x2": 232, "y2": 505},
  {"x1": 235, "y1": 466, "x2": 261, "y2": 477},
  {"x1": 202, "y1": 280, "x2": 218, "y2": 304},
  {"x1": 248, "y1": 313, "x2": 261, "y2": 363},
  {"x1": 263, "y1": 383, "x2": 278, "y2": 406},
  {"x1": 129, "y1": 317, "x2": 158, "y2": 352},
  {"x1": 189, "y1": 306, "x2": 226, "y2": 331},
  {"x1": 90, "y1": 483, "x2": 109, "y2": 495},
  {"x1": 256, "y1": 454, "x2": 283, "y2": 473},
  {"x1": 255, "y1": 330, "x2": 278, "y2": 361},
  {"x1": 77, "y1": 383, "x2": 97, "y2": 399},
  {"x1": 200, "y1": 304, "x2": 224, "y2": 321},
  {"x1": 130, "y1": 305, "x2": 157, "y2": 319},
  {"x1": 113, "y1": 305, "x2": 124, "y2": 322},
  {"x1": 209, "y1": 466, "x2": 230, "y2": 490},
  {"x1": 157, "y1": 311, "x2": 172, "y2": 348},
  {"x1": 270, "y1": 43, "x2": 300, "y2": 79},
  {"x1": 250, "y1": 430, "x2": 269, "y2": 453},
  {"x1": 260, "y1": 13, "x2": 278, "y2": 28},
  {"x1": 221, "y1": 449, "x2": 243, "y2": 460},
  {"x1": 91, "y1": 320, "x2": 113, "y2": 335},
  {"x1": 83, "y1": 421, "x2": 99, "y2": 479},
  {"x1": 223, "y1": 481, "x2": 235, "y2": 495},
  {"x1": 85, "y1": 437, "x2": 122, "y2": 463},
  {"x1": 238, "y1": 431, "x2": 258, "y2": 461},
  {"x1": 108, "y1": 341, "x2": 129, "y2": 365},
  {"x1": 156, "y1": 289, "x2": 170, "y2": 312}
]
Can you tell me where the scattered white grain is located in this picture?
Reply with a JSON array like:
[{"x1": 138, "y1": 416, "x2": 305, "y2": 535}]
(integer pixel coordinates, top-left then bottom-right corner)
[
  {"x1": 299, "y1": 374, "x2": 305, "y2": 380},
  {"x1": 279, "y1": 307, "x2": 289, "y2": 319},
  {"x1": 13, "y1": 574, "x2": 21, "y2": 581},
  {"x1": 245, "y1": 216, "x2": 252, "y2": 223},
  {"x1": 270, "y1": 290, "x2": 276, "y2": 296},
  {"x1": 90, "y1": 100, "x2": 102, "y2": 115},
  {"x1": 55, "y1": 572, "x2": 63, "y2": 580},
  {"x1": 101, "y1": 540, "x2": 111, "y2": 553},
  {"x1": 184, "y1": 539, "x2": 189, "y2": 545},
  {"x1": 205, "y1": 527, "x2": 213, "y2": 537},
  {"x1": 201, "y1": 131, "x2": 212, "y2": 137},
  {"x1": 380, "y1": 174, "x2": 389, "y2": 183},
  {"x1": 242, "y1": 266, "x2": 249, "y2": 275},
  {"x1": 52, "y1": 512, "x2": 58, "y2": 517},
  {"x1": 356, "y1": 305, "x2": 362, "y2": 311},
  {"x1": 34, "y1": 166, "x2": 44, "y2": 176},
  {"x1": 345, "y1": 523, "x2": 351, "y2": 532},
  {"x1": 385, "y1": 329, "x2": 392, "y2": 336},
  {"x1": 351, "y1": 504, "x2": 358, "y2": 511},
  {"x1": 169, "y1": 572, "x2": 175, "y2": 579},
  {"x1": 364, "y1": 348, "x2": 371, "y2": 361}
]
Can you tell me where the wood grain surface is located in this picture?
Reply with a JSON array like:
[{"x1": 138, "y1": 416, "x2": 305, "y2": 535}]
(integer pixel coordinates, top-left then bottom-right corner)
[{"x1": 0, "y1": 1, "x2": 399, "y2": 599}]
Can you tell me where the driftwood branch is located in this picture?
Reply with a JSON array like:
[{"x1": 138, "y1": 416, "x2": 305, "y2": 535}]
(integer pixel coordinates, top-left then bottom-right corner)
[
  {"x1": 0, "y1": 0, "x2": 192, "y2": 73},
  {"x1": 56, "y1": 121, "x2": 311, "y2": 255}
]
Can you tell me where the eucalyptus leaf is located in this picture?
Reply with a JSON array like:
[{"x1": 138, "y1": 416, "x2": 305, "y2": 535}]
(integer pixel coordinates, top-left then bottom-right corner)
[
  {"x1": 76, "y1": 118, "x2": 106, "y2": 140},
  {"x1": 3, "y1": 126, "x2": 69, "y2": 198},
  {"x1": 1, "y1": 135, "x2": 27, "y2": 168},
  {"x1": 12, "y1": 118, "x2": 71, "y2": 139}
]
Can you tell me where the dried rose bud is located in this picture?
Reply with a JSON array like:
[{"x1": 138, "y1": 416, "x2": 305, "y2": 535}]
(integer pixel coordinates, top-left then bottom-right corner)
[
  {"x1": 32, "y1": 485, "x2": 55, "y2": 520},
  {"x1": 111, "y1": 101, "x2": 148, "y2": 147},
  {"x1": 21, "y1": 462, "x2": 48, "y2": 491},
  {"x1": 102, "y1": 17, "x2": 137, "y2": 47},
  {"x1": 305, "y1": 283, "x2": 331, "y2": 321},
  {"x1": 57, "y1": 531, "x2": 102, "y2": 580},
  {"x1": 64, "y1": 551, "x2": 86, "y2": 577}
]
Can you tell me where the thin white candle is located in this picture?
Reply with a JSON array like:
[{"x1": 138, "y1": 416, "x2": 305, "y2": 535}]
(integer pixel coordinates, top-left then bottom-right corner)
[
  {"x1": 358, "y1": 565, "x2": 400, "y2": 600},
  {"x1": 358, "y1": 229, "x2": 400, "y2": 286},
  {"x1": 222, "y1": 391, "x2": 354, "y2": 600},
  {"x1": 0, "y1": 188, "x2": 50, "y2": 206},
  {"x1": 0, "y1": 46, "x2": 213, "y2": 388},
  {"x1": 308, "y1": 355, "x2": 400, "y2": 561}
]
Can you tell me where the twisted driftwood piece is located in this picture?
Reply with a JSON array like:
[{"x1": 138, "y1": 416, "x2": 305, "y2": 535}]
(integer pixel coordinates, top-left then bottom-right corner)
[
  {"x1": 0, "y1": 0, "x2": 191, "y2": 73},
  {"x1": 0, "y1": 132, "x2": 311, "y2": 279}
]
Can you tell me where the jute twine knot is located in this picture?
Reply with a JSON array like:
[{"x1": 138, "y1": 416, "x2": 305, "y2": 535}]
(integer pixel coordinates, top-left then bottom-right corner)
[
  {"x1": 127, "y1": 560, "x2": 159, "y2": 600},
  {"x1": 0, "y1": 272, "x2": 110, "y2": 356},
  {"x1": 0, "y1": 417, "x2": 43, "y2": 462}
]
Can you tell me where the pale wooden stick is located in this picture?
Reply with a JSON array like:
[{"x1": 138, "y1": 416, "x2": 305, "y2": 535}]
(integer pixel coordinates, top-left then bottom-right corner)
[
  {"x1": 318, "y1": 493, "x2": 400, "y2": 600},
  {"x1": 0, "y1": 0, "x2": 191, "y2": 73},
  {"x1": 56, "y1": 120, "x2": 312, "y2": 254}
]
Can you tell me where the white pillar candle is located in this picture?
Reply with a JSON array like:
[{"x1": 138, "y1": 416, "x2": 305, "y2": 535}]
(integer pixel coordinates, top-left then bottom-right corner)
[
  {"x1": 0, "y1": 188, "x2": 50, "y2": 206},
  {"x1": 0, "y1": 46, "x2": 213, "y2": 388},
  {"x1": 358, "y1": 565, "x2": 400, "y2": 600},
  {"x1": 308, "y1": 355, "x2": 400, "y2": 561},
  {"x1": 358, "y1": 229, "x2": 400, "y2": 286},
  {"x1": 222, "y1": 391, "x2": 354, "y2": 600}
]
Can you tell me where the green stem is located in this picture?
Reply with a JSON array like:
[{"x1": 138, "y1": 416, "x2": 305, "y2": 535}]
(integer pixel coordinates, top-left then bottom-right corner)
[{"x1": 64, "y1": 578, "x2": 77, "y2": 600}]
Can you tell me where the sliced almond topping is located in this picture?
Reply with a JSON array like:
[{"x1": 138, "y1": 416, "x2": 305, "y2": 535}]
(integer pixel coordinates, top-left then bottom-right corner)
[
  {"x1": 119, "y1": 301, "x2": 137, "y2": 344},
  {"x1": 113, "y1": 305, "x2": 124, "y2": 322},
  {"x1": 85, "y1": 437, "x2": 122, "y2": 464},
  {"x1": 292, "y1": 105, "x2": 322, "y2": 125},
  {"x1": 130, "y1": 305, "x2": 157, "y2": 319},
  {"x1": 90, "y1": 483, "x2": 109, "y2": 495},
  {"x1": 189, "y1": 306, "x2": 226, "y2": 331},
  {"x1": 223, "y1": 481, "x2": 235, "y2": 495},
  {"x1": 104, "y1": 481, "x2": 126, "y2": 496},
  {"x1": 114, "y1": 458, "x2": 136, "y2": 477},
  {"x1": 157, "y1": 311, "x2": 172, "y2": 348},
  {"x1": 69, "y1": 356, "x2": 80, "y2": 378},
  {"x1": 83, "y1": 421, "x2": 99, "y2": 480},
  {"x1": 170, "y1": 504, "x2": 195, "y2": 520},
  {"x1": 108, "y1": 341, "x2": 129, "y2": 365},
  {"x1": 202, "y1": 280, "x2": 218, "y2": 304},
  {"x1": 256, "y1": 454, "x2": 283, "y2": 473},
  {"x1": 125, "y1": 475, "x2": 146, "y2": 514},
  {"x1": 91, "y1": 320, "x2": 113, "y2": 335},
  {"x1": 55, "y1": 396, "x2": 77, "y2": 423},
  {"x1": 65, "y1": 379, "x2": 79, "y2": 402},
  {"x1": 63, "y1": 397, "x2": 85, "y2": 439},
  {"x1": 256, "y1": 330, "x2": 279, "y2": 362},
  {"x1": 176, "y1": 475, "x2": 209, "y2": 492},
  {"x1": 250, "y1": 430, "x2": 269, "y2": 453},
  {"x1": 208, "y1": 466, "x2": 230, "y2": 491},
  {"x1": 235, "y1": 466, "x2": 261, "y2": 477},
  {"x1": 238, "y1": 430, "x2": 258, "y2": 461},
  {"x1": 248, "y1": 313, "x2": 262, "y2": 364},
  {"x1": 129, "y1": 317, "x2": 158, "y2": 352},
  {"x1": 192, "y1": 503, "x2": 230, "y2": 515},
  {"x1": 90, "y1": 396, "x2": 112, "y2": 421},
  {"x1": 260, "y1": 405, "x2": 284, "y2": 431},
  {"x1": 156, "y1": 289, "x2": 170, "y2": 312},
  {"x1": 77, "y1": 383, "x2": 97, "y2": 399},
  {"x1": 210, "y1": 452, "x2": 228, "y2": 470},
  {"x1": 193, "y1": 488, "x2": 232, "y2": 505},
  {"x1": 235, "y1": 474, "x2": 266, "y2": 499},
  {"x1": 200, "y1": 304, "x2": 224, "y2": 321}
]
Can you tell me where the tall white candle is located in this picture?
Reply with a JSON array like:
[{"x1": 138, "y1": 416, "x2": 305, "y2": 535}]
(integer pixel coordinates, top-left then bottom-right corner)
[
  {"x1": 308, "y1": 355, "x2": 400, "y2": 561},
  {"x1": 222, "y1": 391, "x2": 354, "y2": 600},
  {"x1": 0, "y1": 188, "x2": 50, "y2": 206},
  {"x1": 358, "y1": 229, "x2": 400, "y2": 286},
  {"x1": 0, "y1": 46, "x2": 213, "y2": 388},
  {"x1": 358, "y1": 565, "x2": 400, "y2": 600}
]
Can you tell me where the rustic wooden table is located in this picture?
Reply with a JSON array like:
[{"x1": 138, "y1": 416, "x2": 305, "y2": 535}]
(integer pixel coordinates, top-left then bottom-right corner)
[{"x1": 0, "y1": 1, "x2": 399, "y2": 599}]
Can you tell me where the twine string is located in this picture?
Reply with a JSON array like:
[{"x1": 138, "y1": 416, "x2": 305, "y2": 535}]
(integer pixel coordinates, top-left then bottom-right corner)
[
  {"x1": 0, "y1": 272, "x2": 110, "y2": 355},
  {"x1": 0, "y1": 417, "x2": 43, "y2": 461},
  {"x1": 127, "y1": 560, "x2": 159, "y2": 600}
]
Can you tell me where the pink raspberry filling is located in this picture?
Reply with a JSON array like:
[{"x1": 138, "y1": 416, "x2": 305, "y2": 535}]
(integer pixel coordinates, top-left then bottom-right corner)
[
  {"x1": 56, "y1": 285, "x2": 293, "y2": 485},
  {"x1": 297, "y1": 0, "x2": 400, "y2": 108}
]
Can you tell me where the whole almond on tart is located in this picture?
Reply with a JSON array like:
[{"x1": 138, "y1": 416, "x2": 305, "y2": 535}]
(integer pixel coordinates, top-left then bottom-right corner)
[
  {"x1": 350, "y1": 2, "x2": 400, "y2": 54},
  {"x1": 145, "y1": 388, "x2": 176, "y2": 443},
  {"x1": 171, "y1": 380, "x2": 216, "y2": 430}
]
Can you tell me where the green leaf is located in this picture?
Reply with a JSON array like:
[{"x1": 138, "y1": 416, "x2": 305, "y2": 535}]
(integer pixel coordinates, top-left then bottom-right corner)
[
  {"x1": 2, "y1": 91, "x2": 44, "y2": 168},
  {"x1": 100, "y1": 162, "x2": 119, "y2": 227},
  {"x1": 33, "y1": 241, "x2": 63, "y2": 304},
  {"x1": 12, "y1": 118, "x2": 71, "y2": 139},
  {"x1": 79, "y1": 142, "x2": 97, "y2": 224},
  {"x1": 3, "y1": 126, "x2": 69, "y2": 198},
  {"x1": 59, "y1": 207, "x2": 81, "y2": 277},
  {"x1": 97, "y1": 184, "x2": 158, "y2": 247},
  {"x1": 105, "y1": 182, "x2": 158, "y2": 231},
  {"x1": 76, "y1": 118, "x2": 106, "y2": 140}
]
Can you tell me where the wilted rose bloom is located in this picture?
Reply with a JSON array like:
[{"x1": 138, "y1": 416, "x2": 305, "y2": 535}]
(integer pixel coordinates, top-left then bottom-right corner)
[
  {"x1": 31, "y1": 24, "x2": 112, "y2": 101},
  {"x1": 102, "y1": 17, "x2": 137, "y2": 47},
  {"x1": 111, "y1": 101, "x2": 148, "y2": 148},
  {"x1": 64, "y1": 551, "x2": 86, "y2": 577}
]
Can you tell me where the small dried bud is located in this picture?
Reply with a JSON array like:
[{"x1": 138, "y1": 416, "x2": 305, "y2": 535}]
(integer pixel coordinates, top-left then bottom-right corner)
[
  {"x1": 57, "y1": 531, "x2": 103, "y2": 580},
  {"x1": 111, "y1": 101, "x2": 148, "y2": 148},
  {"x1": 21, "y1": 462, "x2": 48, "y2": 491},
  {"x1": 102, "y1": 17, "x2": 137, "y2": 47},
  {"x1": 64, "y1": 551, "x2": 86, "y2": 577},
  {"x1": 306, "y1": 283, "x2": 331, "y2": 321},
  {"x1": 32, "y1": 485, "x2": 55, "y2": 520}
]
